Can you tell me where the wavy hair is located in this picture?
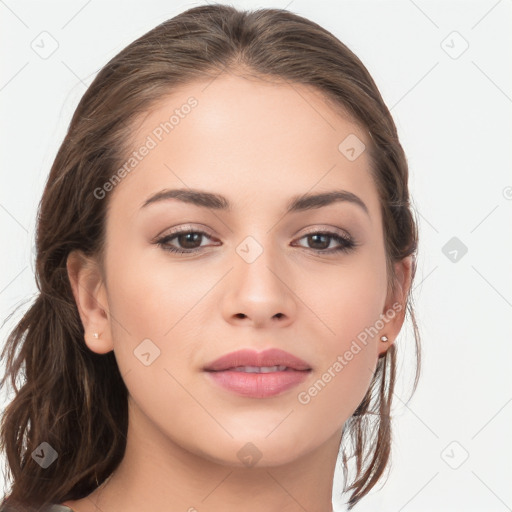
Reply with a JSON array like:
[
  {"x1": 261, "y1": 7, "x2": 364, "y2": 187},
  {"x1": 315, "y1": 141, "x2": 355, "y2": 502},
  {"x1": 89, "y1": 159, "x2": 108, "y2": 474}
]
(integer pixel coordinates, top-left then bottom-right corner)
[{"x1": 0, "y1": 4, "x2": 420, "y2": 510}]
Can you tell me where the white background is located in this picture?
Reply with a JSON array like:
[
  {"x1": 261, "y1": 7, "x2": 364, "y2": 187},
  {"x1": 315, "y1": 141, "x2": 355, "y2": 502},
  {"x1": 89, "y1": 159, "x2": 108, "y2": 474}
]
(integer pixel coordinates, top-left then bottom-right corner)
[{"x1": 1, "y1": 1, "x2": 511, "y2": 511}]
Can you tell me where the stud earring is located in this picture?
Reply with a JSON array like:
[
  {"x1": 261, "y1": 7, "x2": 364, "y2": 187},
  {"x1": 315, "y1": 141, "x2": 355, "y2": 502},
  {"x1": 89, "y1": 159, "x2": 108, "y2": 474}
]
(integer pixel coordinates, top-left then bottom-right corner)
[
  {"x1": 92, "y1": 332, "x2": 99, "y2": 339},
  {"x1": 380, "y1": 335, "x2": 389, "y2": 342}
]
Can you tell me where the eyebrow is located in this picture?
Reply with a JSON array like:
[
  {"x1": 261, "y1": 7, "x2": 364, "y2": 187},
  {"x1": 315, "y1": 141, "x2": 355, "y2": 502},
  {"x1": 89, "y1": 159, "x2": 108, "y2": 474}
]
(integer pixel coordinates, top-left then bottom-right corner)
[{"x1": 141, "y1": 188, "x2": 369, "y2": 216}]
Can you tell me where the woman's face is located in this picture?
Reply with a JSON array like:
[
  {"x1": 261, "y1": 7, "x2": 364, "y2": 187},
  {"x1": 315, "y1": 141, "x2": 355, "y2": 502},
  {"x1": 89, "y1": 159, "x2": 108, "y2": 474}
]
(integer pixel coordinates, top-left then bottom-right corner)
[{"x1": 75, "y1": 73, "x2": 409, "y2": 467}]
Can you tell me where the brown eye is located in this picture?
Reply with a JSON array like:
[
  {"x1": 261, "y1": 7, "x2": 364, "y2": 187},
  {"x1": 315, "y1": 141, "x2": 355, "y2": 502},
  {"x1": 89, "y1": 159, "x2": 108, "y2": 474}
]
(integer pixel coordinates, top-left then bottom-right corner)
[
  {"x1": 156, "y1": 228, "x2": 357, "y2": 256},
  {"x1": 175, "y1": 232, "x2": 204, "y2": 249},
  {"x1": 306, "y1": 233, "x2": 331, "y2": 250},
  {"x1": 156, "y1": 230, "x2": 216, "y2": 254},
  {"x1": 294, "y1": 231, "x2": 356, "y2": 253}
]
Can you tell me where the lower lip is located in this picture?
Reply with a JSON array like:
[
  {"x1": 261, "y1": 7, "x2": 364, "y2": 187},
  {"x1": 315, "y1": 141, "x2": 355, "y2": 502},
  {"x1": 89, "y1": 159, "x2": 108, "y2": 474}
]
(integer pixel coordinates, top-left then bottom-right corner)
[{"x1": 204, "y1": 369, "x2": 311, "y2": 398}]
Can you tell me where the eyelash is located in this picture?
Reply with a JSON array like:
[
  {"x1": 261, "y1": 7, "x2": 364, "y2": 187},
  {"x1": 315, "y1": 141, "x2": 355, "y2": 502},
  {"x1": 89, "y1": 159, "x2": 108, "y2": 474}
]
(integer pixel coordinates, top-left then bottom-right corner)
[{"x1": 155, "y1": 227, "x2": 357, "y2": 255}]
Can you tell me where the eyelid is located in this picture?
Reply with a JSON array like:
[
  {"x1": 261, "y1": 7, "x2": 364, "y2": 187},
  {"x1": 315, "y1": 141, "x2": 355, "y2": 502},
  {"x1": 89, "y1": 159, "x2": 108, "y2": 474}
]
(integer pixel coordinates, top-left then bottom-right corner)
[
  {"x1": 298, "y1": 225, "x2": 351, "y2": 240},
  {"x1": 153, "y1": 223, "x2": 215, "y2": 241}
]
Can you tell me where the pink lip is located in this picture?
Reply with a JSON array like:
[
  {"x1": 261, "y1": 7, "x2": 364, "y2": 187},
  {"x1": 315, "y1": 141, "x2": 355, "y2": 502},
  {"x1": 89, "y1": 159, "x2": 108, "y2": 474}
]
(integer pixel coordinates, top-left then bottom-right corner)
[
  {"x1": 203, "y1": 348, "x2": 312, "y2": 398},
  {"x1": 203, "y1": 348, "x2": 312, "y2": 372}
]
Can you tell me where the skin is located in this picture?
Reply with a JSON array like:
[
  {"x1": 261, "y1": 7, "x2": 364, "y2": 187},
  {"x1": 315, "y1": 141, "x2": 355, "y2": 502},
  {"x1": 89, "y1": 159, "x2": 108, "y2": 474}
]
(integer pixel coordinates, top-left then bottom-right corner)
[{"x1": 65, "y1": 72, "x2": 412, "y2": 512}]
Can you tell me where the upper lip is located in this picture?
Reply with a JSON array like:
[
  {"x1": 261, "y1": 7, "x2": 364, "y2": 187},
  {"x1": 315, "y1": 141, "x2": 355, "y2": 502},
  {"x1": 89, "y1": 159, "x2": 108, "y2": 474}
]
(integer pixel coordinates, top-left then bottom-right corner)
[{"x1": 203, "y1": 348, "x2": 312, "y2": 371}]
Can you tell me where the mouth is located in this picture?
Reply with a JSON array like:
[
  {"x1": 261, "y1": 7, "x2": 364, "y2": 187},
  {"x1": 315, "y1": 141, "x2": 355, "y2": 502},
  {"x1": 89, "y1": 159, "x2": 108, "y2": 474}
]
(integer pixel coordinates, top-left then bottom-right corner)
[
  {"x1": 203, "y1": 348, "x2": 312, "y2": 372},
  {"x1": 218, "y1": 365, "x2": 296, "y2": 373},
  {"x1": 203, "y1": 348, "x2": 312, "y2": 398}
]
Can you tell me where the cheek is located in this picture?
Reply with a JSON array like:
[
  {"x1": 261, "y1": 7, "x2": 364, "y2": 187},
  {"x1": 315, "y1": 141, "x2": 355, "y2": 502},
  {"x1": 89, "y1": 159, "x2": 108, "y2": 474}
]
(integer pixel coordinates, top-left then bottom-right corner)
[
  {"x1": 104, "y1": 249, "x2": 202, "y2": 410},
  {"x1": 304, "y1": 249, "x2": 387, "y2": 410},
  {"x1": 310, "y1": 248, "x2": 388, "y2": 344},
  {"x1": 105, "y1": 243, "x2": 202, "y2": 336},
  {"x1": 297, "y1": 276, "x2": 385, "y2": 428}
]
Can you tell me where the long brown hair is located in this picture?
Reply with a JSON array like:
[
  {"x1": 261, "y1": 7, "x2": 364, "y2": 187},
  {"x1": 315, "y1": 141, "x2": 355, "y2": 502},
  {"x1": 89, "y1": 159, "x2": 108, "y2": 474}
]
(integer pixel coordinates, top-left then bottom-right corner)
[{"x1": 0, "y1": 4, "x2": 420, "y2": 510}]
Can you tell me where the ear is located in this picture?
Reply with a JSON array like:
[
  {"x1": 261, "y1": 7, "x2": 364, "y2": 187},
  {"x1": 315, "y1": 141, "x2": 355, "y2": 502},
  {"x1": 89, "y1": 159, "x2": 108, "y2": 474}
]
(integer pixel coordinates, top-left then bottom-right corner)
[
  {"x1": 377, "y1": 255, "x2": 414, "y2": 357},
  {"x1": 66, "y1": 250, "x2": 113, "y2": 354}
]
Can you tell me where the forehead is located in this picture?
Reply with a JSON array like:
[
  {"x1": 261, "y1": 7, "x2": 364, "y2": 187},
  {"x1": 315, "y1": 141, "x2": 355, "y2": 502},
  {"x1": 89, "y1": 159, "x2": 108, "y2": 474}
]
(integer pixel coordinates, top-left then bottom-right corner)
[{"x1": 107, "y1": 72, "x2": 380, "y2": 220}]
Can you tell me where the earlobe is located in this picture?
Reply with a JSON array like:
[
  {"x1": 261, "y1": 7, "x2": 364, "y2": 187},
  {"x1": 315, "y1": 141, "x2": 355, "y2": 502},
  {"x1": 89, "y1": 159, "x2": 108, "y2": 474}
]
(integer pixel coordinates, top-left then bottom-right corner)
[
  {"x1": 66, "y1": 250, "x2": 114, "y2": 354},
  {"x1": 378, "y1": 255, "x2": 414, "y2": 357}
]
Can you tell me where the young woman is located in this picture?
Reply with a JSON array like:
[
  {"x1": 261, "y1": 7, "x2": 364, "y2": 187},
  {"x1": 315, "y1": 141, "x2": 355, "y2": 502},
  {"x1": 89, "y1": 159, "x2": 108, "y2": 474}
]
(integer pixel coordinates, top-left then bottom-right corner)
[{"x1": 0, "y1": 4, "x2": 420, "y2": 511}]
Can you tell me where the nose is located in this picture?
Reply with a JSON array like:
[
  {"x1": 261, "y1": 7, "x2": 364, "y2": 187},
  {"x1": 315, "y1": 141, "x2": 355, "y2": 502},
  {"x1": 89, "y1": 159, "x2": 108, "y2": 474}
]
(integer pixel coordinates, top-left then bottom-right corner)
[{"x1": 221, "y1": 239, "x2": 297, "y2": 329}]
